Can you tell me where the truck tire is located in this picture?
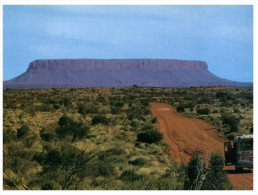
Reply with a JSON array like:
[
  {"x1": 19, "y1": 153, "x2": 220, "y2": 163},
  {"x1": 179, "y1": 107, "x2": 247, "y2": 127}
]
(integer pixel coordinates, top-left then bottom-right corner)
[{"x1": 235, "y1": 166, "x2": 243, "y2": 172}]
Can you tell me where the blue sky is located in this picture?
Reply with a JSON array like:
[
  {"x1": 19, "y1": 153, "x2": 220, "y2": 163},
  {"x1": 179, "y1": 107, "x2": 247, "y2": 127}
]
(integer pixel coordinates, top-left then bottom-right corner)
[{"x1": 3, "y1": 5, "x2": 253, "y2": 82}]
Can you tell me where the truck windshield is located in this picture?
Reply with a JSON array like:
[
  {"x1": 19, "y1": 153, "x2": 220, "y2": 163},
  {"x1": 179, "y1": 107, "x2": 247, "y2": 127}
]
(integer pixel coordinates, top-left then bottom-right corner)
[{"x1": 239, "y1": 139, "x2": 253, "y2": 151}]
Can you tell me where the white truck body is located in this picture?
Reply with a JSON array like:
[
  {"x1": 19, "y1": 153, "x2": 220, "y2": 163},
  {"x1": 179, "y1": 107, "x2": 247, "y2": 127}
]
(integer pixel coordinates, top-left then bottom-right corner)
[{"x1": 224, "y1": 134, "x2": 253, "y2": 171}]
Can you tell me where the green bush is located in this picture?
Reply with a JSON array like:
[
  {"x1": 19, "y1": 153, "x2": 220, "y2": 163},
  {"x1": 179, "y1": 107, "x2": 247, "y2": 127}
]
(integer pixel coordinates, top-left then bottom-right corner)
[
  {"x1": 221, "y1": 114, "x2": 240, "y2": 132},
  {"x1": 197, "y1": 108, "x2": 210, "y2": 115},
  {"x1": 40, "y1": 128, "x2": 55, "y2": 142},
  {"x1": 56, "y1": 115, "x2": 90, "y2": 141},
  {"x1": 130, "y1": 157, "x2": 148, "y2": 166},
  {"x1": 177, "y1": 106, "x2": 185, "y2": 112},
  {"x1": 78, "y1": 103, "x2": 99, "y2": 115},
  {"x1": 151, "y1": 117, "x2": 157, "y2": 124},
  {"x1": 184, "y1": 152, "x2": 232, "y2": 190},
  {"x1": 203, "y1": 152, "x2": 232, "y2": 190},
  {"x1": 137, "y1": 130, "x2": 163, "y2": 144},
  {"x1": 110, "y1": 107, "x2": 121, "y2": 114},
  {"x1": 17, "y1": 124, "x2": 30, "y2": 138},
  {"x1": 91, "y1": 115, "x2": 109, "y2": 125},
  {"x1": 184, "y1": 152, "x2": 207, "y2": 190},
  {"x1": 120, "y1": 169, "x2": 143, "y2": 182}
]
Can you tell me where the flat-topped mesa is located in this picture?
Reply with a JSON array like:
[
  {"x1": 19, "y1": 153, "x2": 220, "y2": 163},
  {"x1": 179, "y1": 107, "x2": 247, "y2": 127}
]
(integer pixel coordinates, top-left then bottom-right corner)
[
  {"x1": 27, "y1": 59, "x2": 208, "y2": 72},
  {"x1": 4, "y1": 58, "x2": 252, "y2": 88}
]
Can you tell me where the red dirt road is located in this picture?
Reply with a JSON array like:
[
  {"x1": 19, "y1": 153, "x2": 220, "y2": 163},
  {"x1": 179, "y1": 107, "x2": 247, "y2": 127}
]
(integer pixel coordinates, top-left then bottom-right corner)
[{"x1": 150, "y1": 102, "x2": 253, "y2": 190}]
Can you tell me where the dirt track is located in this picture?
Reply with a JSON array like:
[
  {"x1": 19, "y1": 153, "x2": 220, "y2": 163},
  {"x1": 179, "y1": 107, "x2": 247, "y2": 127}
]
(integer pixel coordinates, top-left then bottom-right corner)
[{"x1": 150, "y1": 102, "x2": 253, "y2": 190}]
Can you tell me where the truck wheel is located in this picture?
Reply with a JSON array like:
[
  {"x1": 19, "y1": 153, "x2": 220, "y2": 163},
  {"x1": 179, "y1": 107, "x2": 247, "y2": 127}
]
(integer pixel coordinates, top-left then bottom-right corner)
[{"x1": 235, "y1": 166, "x2": 243, "y2": 172}]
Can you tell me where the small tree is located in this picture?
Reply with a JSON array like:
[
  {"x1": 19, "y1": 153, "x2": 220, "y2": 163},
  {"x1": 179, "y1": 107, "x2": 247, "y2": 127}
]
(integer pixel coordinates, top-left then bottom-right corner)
[
  {"x1": 137, "y1": 130, "x2": 163, "y2": 144},
  {"x1": 221, "y1": 114, "x2": 240, "y2": 132}
]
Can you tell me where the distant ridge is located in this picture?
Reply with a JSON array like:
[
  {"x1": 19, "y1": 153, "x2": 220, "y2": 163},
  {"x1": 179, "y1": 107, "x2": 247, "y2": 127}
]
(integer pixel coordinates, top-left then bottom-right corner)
[{"x1": 3, "y1": 59, "x2": 252, "y2": 88}]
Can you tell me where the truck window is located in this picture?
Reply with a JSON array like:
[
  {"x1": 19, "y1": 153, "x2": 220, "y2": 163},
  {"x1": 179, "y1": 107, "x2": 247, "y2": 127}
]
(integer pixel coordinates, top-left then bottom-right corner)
[{"x1": 239, "y1": 140, "x2": 253, "y2": 151}]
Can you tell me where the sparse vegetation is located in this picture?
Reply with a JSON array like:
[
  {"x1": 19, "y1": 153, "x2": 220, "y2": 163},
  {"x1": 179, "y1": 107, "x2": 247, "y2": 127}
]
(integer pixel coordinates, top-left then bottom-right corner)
[{"x1": 3, "y1": 86, "x2": 252, "y2": 190}]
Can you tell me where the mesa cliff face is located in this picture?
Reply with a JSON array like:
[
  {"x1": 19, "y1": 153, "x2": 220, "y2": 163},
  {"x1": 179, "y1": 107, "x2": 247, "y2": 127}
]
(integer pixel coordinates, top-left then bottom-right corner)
[{"x1": 3, "y1": 59, "x2": 252, "y2": 88}]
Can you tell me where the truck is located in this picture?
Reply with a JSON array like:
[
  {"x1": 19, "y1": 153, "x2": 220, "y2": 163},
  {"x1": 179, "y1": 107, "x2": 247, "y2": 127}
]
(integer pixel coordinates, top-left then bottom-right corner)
[{"x1": 224, "y1": 134, "x2": 253, "y2": 172}]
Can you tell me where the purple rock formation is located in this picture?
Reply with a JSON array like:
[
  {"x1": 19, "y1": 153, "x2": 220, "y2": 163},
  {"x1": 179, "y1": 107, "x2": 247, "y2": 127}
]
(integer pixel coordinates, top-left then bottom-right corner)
[{"x1": 3, "y1": 59, "x2": 252, "y2": 88}]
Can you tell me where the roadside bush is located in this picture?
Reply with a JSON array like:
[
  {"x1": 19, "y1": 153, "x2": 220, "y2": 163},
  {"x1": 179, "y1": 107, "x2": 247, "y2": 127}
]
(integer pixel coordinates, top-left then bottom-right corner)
[
  {"x1": 221, "y1": 114, "x2": 240, "y2": 132},
  {"x1": 177, "y1": 106, "x2": 185, "y2": 112},
  {"x1": 203, "y1": 152, "x2": 232, "y2": 190},
  {"x1": 184, "y1": 152, "x2": 207, "y2": 190},
  {"x1": 137, "y1": 130, "x2": 163, "y2": 144},
  {"x1": 184, "y1": 152, "x2": 232, "y2": 190},
  {"x1": 151, "y1": 117, "x2": 157, "y2": 124}
]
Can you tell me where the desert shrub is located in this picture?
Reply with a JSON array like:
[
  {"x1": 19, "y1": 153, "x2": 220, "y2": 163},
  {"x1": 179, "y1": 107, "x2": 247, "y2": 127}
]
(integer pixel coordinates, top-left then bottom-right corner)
[
  {"x1": 42, "y1": 181, "x2": 62, "y2": 190},
  {"x1": 203, "y1": 152, "x2": 232, "y2": 190},
  {"x1": 184, "y1": 152, "x2": 208, "y2": 190},
  {"x1": 213, "y1": 109, "x2": 218, "y2": 113},
  {"x1": 184, "y1": 152, "x2": 232, "y2": 190},
  {"x1": 221, "y1": 114, "x2": 240, "y2": 132},
  {"x1": 78, "y1": 103, "x2": 99, "y2": 115},
  {"x1": 63, "y1": 98, "x2": 72, "y2": 107},
  {"x1": 40, "y1": 104, "x2": 53, "y2": 112},
  {"x1": 120, "y1": 169, "x2": 143, "y2": 182},
  {"x1": 216, "y1": 92, "x2": 227, "y2": 98},
  {"x1": 78, "y1": 104, "x2": 87, "y2": 116},
  {"x1": 17, "y1": 124, "x2": 30, "y2": 138},
  {"x1": 137, "y1": 130, "x2": 163, "y2": 144},
  {"x1": 36, "y1": 143, "x2": 98, "y2": 189},
  {"x1": 53, "y1": 104, "x2": 60, "y2": 110},
  {"x1": 151, "y1": 117, "x2": 157, "y2": 124},
  {"x1": 98, "y1": 147, "x2": 127, "y2": 176},
  {"x1": 115, "y1": 101, "x2": 124, "y2": 107},
  {"x1": 56, "y1": 115, "x2": 90, "y2": 141},
  {"x1": 91, "y1": 115, "x2": 109, "y2": 125},
  {"x1": 196, "y1": 108, "x2": 210, "y2": 115},
  {"x1": 40, "y1": 128, "x2": 55, "y2": 142},
  {"x1": 130, "y1": 118, "x2": 140, "y2": 127},
  {"x1": 129, "y1": 157, "x2": 148, "y2": 166},
  {"x1": 233, "y1": 107, "x2": 240, "y2": 113},
  {"x1": 110, "y1": 107, "x2": 121, "y2": 114},
  {"x1": 3, "y1": 128, "x2": 16, "y2": 144},
  {"x1": 98, "y1": 148, "x2": 127, "y2": 161},
  {"x1": 142, "y1": 124, "x2": 154, "y2": 131},
  {"x1": 177, "y1": 106, "x2": 185, "y2": 112}
]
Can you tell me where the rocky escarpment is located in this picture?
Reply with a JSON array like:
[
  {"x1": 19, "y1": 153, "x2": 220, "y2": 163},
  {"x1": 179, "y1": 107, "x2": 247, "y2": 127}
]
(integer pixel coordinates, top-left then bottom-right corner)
[{"x1": 3, "y1": 59, "x2": 252, "y2": 88}]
